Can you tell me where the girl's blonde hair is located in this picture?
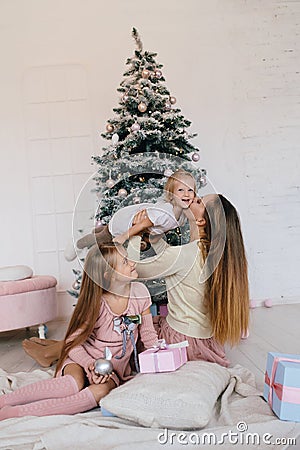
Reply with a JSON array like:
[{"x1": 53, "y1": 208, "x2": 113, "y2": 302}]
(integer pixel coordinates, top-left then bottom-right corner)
[
  {"x1": 55, "y1": 243, "x2": 119, "y2": 375},
  {"x1": 199, "y1": 195, "x2": 249, "y2": 346},
  {"x1": 164, "y1": 169, "x2": 196, "y2": 202}
]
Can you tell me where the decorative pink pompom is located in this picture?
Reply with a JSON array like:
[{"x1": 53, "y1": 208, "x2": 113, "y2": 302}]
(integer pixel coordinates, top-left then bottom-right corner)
[
  {"x1": 264, "y1": 299, "x2": 273, "y2": 308},
  {"x1": 250, "y1": 300, "x2": 257, "y2": 309}
]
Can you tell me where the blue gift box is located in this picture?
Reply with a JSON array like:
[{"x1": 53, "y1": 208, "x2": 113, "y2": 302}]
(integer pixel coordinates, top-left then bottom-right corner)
[{"x1": 263, "y1": 352, "x2": 300, "y2": 422}]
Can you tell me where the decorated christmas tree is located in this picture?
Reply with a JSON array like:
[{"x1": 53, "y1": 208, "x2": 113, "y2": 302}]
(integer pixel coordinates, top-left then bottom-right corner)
[{"x1": 69, "y1": 28, "x2": 206, "y2": 301}]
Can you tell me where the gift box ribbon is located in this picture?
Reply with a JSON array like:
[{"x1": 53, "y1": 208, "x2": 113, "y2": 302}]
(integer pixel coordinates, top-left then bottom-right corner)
[{"x1": 265, "y1": 357, "x2": 300, "y2": 406}]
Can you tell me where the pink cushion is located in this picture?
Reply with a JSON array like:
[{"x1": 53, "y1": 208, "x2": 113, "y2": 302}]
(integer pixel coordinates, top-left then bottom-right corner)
[
  {"x1": 0, "y1": 287, "x2": 57, "y2": 332},
  {"x1": 0, "y1": 275, "x2": 57, "y2": 296}
]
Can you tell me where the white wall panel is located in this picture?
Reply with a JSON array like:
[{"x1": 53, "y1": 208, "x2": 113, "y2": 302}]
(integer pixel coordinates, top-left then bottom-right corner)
[{"x1": 0, "y1": 0, "x2": 299, "y2": 318}]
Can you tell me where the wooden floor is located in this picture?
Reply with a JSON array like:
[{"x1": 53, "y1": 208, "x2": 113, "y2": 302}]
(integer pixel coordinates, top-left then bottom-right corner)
[{"x1": 0, "y1": 303, "x2": 299, "y2": 391}]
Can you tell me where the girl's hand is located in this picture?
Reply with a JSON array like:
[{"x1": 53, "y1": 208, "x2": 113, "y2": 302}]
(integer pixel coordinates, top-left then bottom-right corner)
[{"x1": 87, "y1": 363, "x2": 114, "y2": 384}]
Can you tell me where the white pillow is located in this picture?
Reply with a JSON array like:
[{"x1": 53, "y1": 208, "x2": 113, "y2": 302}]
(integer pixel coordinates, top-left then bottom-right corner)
[
  {"x1": 100, "y1": 360, "x2": 230, "y2": 430},
  {"x1": 0, "y1": 265, "x2": 33, "y2": 282}
]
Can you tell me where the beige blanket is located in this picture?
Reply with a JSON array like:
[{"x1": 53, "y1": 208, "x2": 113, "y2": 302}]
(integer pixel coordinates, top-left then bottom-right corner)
[{"x1": 0, "y1": 365, "x2": 300, "y2": 450}]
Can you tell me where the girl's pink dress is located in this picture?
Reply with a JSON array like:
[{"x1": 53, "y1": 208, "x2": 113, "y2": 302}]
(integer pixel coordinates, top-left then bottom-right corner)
[
  {"x1": 59, "y1": 282, "x2": 157, "y2": 385},
  {"x1": 153, "y1": 316, "x2": 230, "y2": 367}
]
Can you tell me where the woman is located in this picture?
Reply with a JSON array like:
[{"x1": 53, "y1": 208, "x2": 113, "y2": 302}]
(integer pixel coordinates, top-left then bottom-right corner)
[{"x1": 127, "y1": 194, "x2": 249, "y2": 367}]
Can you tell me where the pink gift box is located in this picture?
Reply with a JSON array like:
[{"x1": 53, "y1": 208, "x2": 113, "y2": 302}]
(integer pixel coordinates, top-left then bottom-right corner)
[{"x1": 139, "y1": 343, "x2": 188, "y2": 373}]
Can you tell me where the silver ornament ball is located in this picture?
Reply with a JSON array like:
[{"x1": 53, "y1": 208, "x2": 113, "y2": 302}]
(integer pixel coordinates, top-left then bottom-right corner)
[
  {"x1": 155, "y1": 69, "x2": 162, "y2": 79},
  {"x1": 169, "y1": 96, "x2": 177, "y2": 105},
  {"x1": 94, "y1": 358, "x2": 113, "y2": 376}
]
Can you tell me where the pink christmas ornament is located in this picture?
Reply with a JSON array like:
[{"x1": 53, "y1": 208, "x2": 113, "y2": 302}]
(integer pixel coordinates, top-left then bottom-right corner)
[
  {"x1": 142, "y1": 69, "x2": 150, "y2": 79},
  {"x1": 106, "y1": 178, "x2": 115, "y2": 188},
  {"x1": 169, "y1": 96, "x2": 177, "y2": 105},
  {"x1": 106, "y1": 123, "x2": 114, "y2": 133},
  {"x1": 131, "y1": 122, "x2": 140, "y2": 132},
  {"x1": 191, "y1": 152, "x2": 200, "y2": 162},
  {"x1": 138, "y1": 102, "x2": 147, "y2": 113},
  {"x1": 118, "y1": 188, "x2": 128, "y2": 198}
]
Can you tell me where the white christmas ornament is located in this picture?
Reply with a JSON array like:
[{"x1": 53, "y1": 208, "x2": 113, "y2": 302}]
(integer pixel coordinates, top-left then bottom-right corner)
[
  {"x1": 111, "y1": 133, "x2": 119, "y2": 145},
  {"x1": 164, "y1": 168, "x2": 173, "y2": 177},
  {"x1": 133, "y1": 195, "x2": 141, "y2": 204}
]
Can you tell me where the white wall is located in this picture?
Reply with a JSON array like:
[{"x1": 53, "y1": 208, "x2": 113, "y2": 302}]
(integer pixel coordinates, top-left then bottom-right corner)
[{"x1": 0, "y1": 0, "x2": 299, "y2": 317}]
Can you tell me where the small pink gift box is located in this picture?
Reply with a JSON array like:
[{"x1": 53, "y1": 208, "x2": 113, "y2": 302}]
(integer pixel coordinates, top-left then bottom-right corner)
[{"x1": 139, "y1": 341, "x2": 188, "y2": 373}]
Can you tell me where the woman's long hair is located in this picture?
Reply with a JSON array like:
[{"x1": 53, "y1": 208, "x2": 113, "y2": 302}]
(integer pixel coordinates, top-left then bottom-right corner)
[
  {"x1": 55, "y1": 243, "x2": 119, "y2": 375},
  {"x1": 200, "y1": 195, "x2": 249, "y2": 346}
]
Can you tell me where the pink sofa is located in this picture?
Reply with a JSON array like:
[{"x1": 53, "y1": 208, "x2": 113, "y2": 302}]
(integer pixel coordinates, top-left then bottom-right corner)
[{"x1": 0, "y1": 276, "x2": 57, "y2": 338}]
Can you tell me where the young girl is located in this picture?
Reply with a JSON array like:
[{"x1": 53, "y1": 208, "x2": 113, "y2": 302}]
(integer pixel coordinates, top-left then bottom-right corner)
[
  {"x1": 76, "y1": 169, "x2": 196, "y2": 249},
  {"x1": 0, "y1": 244, "x2": 158, "y2": 420}
]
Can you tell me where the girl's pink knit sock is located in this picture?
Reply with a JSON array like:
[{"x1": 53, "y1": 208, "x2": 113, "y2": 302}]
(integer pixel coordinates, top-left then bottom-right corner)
[
  {"x1": 0, "y1": 387, "x2": 97, "y2": 420},
  {"x1": 0, "y1": 374, "x2": 78, "y2": 408}
]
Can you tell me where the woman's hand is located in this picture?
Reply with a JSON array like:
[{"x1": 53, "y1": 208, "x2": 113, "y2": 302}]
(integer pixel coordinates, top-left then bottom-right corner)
[{"x1": 132, "y1": 209, "x2": 149, "y2": 226}]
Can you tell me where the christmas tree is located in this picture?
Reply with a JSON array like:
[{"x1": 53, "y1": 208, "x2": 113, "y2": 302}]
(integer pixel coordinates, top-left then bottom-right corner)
[{"x1": 69, "y1": 28, "x2": 206, "y2": 302}]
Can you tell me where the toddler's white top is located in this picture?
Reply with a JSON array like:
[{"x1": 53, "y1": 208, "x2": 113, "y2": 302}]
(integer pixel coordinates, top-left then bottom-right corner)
[{"x1": 108, "y1": 200, "x2": 185, "y2": 237}]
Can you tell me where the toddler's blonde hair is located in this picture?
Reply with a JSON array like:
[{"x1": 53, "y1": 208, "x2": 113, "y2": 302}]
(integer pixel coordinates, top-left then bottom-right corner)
[{"x1": 164, "y1": 169, "x2": 196, "y2": 202}]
